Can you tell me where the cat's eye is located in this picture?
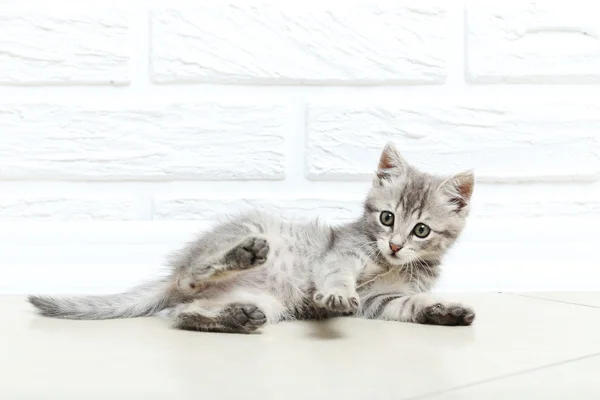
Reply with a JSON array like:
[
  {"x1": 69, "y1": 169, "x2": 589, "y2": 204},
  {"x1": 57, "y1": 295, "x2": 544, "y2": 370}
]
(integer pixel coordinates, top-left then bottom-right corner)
[
  {"x1": 413, "y1": 223, "x2": 431, "y2": 238},
  {"x1": 380, "y1": 211, "x2": 395, "y2": 226}
]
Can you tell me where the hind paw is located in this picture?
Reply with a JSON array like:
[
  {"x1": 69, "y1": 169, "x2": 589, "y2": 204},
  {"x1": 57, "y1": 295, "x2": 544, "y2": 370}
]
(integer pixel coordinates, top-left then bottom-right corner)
[
  {"x1": 221, "y1": 304, "x2": 267, "y2": 332},
  {"x1": 227, "y1": 237, "x2": 270, "y2": 269}
]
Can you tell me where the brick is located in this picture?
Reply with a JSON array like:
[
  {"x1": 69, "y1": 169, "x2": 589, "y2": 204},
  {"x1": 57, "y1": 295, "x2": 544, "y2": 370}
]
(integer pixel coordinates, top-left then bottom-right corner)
[
  {"x1": 150, "y1": 2, "x2": 447, "y2": 84},
  {"x1": 0, "y1": 196, "x2": 136, "y2": 220},
  {"x1": 153, "y1": 197, "x2": 363, "y2": 223},
  {"x1": 473, "y1": 200, "x2": 600, "y2": 219},
  {"x1": 0, "y1": 102, "x2": 286, "y2": 180},
  {"x1": 306, "y1": 101, "x2": 600, "y2": 182},
  {"x1": 466, "y1": 2, "x2": 600, "y2": 83},
  {"x1": 0, "y1": 6, "x2": 129, "y2": 84}
]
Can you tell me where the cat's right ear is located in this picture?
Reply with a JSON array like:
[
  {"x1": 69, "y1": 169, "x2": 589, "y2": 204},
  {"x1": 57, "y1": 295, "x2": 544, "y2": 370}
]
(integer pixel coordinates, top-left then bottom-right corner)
[{"x1": 376, "y1": 142, "x2": 406, "y2": 179}]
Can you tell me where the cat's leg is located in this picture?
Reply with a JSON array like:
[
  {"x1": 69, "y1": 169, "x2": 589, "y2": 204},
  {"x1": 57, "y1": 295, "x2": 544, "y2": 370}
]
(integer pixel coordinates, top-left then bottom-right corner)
[
  {"x1": 176, "y1": 236, "x2": 270, "y2": 293},
  {"x1": 312, "y1": 254, "x2": 363, "y2": 313},
  {"x1": 360, "y1": 292, "x2": 475, "y2": 326},
  {"x1": 171, "y1": 292, "x2": 285, "y2": 333}
]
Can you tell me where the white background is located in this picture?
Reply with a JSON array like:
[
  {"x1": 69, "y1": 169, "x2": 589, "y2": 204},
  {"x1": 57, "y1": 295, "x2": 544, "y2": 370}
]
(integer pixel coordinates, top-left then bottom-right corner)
[{"x1": 0, "y1": 1, "x2": 598, "y2": 294}]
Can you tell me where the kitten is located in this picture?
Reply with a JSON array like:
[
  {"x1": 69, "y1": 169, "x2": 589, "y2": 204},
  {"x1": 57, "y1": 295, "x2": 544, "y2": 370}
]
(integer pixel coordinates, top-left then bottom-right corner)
[{"x1": 29, "y1": 143, "x2": 475, "y2": 333}]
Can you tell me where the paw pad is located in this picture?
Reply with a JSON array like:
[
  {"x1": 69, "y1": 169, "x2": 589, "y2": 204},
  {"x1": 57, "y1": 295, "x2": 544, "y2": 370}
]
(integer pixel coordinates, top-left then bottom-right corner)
[
  {"x1": 418, "y1": 303, "x2": 475, "y2": 326},
  {"x1": 223, "y1": 304, "x2": 267, "y2": 332},
  {"x1": 228, "y1": 237, "x2": 270, "y2": 269}
]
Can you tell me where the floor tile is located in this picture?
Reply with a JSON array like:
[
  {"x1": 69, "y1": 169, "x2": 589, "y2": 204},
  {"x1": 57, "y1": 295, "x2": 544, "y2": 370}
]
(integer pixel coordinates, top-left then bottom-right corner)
[
  {"x1": 1, "y1": 294, "x2": 600, "y2": 399},
  {"x1": 420, "y1": 353, "x2": 600, "y2": 400},
  {"x1": 511, "y1": 292, "x2": 600, "y2": 308}
]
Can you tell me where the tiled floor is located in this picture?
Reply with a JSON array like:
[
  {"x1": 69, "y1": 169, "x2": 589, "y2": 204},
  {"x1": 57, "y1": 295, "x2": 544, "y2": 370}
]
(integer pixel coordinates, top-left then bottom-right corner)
[{"x1": 1, "y1": 293, "x2": 599, "y2": 399}]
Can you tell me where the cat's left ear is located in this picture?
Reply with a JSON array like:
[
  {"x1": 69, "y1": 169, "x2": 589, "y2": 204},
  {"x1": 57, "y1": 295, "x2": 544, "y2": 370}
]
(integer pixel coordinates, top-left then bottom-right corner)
[{"x1": 441, "y1": 170, "x2": 475, "y2": 211}]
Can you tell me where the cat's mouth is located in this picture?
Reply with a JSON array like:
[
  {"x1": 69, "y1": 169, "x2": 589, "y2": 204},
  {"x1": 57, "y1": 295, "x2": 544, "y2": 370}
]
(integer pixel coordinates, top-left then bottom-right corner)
[{"x1": 386, "y1": 251, "x2": 405, "y2": 265}]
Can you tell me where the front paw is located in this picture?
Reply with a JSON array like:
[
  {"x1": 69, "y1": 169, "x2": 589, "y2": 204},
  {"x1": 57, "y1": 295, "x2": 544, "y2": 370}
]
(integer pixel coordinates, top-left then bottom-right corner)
[
  {"x1": 314, "y1": 288, "x2": 360, "y2": 313},
  {"x1": 416, "y1": 303, "x2": 475, "y2": 326}
]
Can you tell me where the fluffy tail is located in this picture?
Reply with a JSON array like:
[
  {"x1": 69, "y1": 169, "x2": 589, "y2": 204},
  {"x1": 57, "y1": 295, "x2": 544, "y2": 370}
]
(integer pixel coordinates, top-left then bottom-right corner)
[{"x1": 28, "y1": 278, "x2": 177, "y2": 320}]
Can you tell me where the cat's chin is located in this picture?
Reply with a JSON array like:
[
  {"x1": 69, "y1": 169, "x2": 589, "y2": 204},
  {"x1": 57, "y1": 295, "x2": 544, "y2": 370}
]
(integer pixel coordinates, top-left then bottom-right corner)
[
  {"x1": 386, "y1": 250, "x2": 426, "y2": 267},
  {"x1": 385, "y1": 253, "x2": 408, "y2": 266}
]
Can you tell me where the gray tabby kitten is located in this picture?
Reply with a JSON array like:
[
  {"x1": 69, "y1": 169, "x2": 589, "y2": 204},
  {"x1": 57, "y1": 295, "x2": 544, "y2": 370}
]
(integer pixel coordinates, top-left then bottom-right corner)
[{"x1": 29, "y1": 143, "x2": 476, "y2": 333}]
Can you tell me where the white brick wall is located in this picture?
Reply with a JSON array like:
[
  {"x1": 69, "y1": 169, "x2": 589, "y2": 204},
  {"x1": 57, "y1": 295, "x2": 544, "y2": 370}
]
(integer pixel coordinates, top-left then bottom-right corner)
[
  {"x1": 150, "y1": 3, "x2": 447, "y2": 84},
  {"x1": 0, "y1": 1, "x2": 599, "y2": 293},
  {"x1": 0, "y1": 6, "x2": 129, "y2": 84},
  {"x1": 0, "y1": 196, "x2": 136, "y2": 220},
  {"x1": 0, "y1": 102, "x2": 287, "y2": 180},
  {"x1": 306, "y1": 101, "x2": 600, "y2": 181},
  {"x1": 466, "y1": 2, "x2": 600, "y2": 83}
]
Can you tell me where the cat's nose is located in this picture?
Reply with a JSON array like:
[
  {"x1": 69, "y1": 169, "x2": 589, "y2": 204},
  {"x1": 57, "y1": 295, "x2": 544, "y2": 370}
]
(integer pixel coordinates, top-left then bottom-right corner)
[{"x1": 389, "y1": 242, "x2": 402, "y2": 253}]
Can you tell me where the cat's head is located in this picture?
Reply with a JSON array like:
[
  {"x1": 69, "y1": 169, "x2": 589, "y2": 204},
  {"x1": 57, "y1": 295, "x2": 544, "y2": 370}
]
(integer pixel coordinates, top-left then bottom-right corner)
[{"x1": 363, "y1": 142, "x2": 474, "y2": 266}]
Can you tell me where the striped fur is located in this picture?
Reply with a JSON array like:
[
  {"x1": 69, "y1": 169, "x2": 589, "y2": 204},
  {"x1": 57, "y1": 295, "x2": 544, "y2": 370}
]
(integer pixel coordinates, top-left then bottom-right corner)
[
  {"x1": 28, "y1": 278, "x2": 181, "y2": 320},
  {"x1": 28, "y1": 142, "x2": 475, "y2": 332}
]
